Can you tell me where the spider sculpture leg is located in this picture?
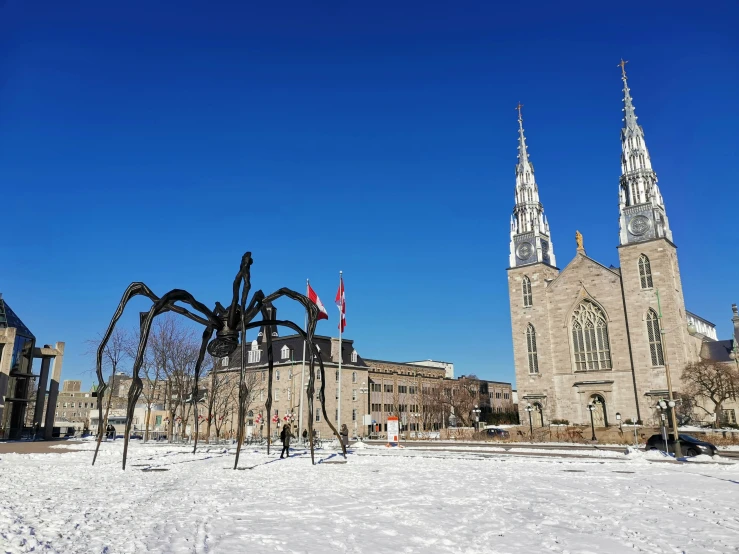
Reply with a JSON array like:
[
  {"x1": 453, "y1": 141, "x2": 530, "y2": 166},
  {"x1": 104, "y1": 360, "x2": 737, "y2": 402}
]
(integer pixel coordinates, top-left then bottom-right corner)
[
  {"x1": 192, "y1": 325, "x2": 215, "y2": 454},
  {"x1": 92, "y1": 283, "x2": 214, "y2": 466},
  {"x1": 262, "y1": 288, "x2": 347, "y2": 459},
  {"x1": 233, "y1": 315, "x2": 318, "y2": 465},
  {"x1": 241, "y1": 288, "x2": 345, "y2": 462}
]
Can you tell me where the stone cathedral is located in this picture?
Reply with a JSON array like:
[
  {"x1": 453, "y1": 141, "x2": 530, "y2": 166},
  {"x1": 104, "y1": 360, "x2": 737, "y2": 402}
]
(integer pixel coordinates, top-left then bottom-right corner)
[{"x1": 507, "y1": 63, "x2": 711, "y2": 428}]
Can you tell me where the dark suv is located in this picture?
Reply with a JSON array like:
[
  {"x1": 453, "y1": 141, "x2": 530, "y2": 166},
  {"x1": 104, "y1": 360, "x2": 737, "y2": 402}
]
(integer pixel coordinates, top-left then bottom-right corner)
[
  {"x1": 645, "y1": 433, "x2": 717, "y2": 457},
  {"x1": 484, "y1": 428, "x2": 510, "y2": 439}
]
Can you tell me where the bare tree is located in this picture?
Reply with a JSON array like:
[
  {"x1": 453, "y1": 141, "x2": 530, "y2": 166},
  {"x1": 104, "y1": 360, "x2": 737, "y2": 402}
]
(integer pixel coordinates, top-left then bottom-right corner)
[
  {"x1": 444, "y1": 376, "x2": 480, "y2": 427},
  {"x1": 144, "y1": 315, "x2": 199, "y2": 441},
  {"x1": 207, "y1": 369, "x2": 261, "y2": 440},
  {"x1": 86, "y1": 328, "x2": 130, "y2": 436},
  {"x1": 168, "y1": 328, "x2": 200, "y2": 440},
  {"x1": 126, "y1": 319, "x2": 173, "y2": 442},
  {"x1": 682, "y1": 361, "x2": 739, "y2": 428}
]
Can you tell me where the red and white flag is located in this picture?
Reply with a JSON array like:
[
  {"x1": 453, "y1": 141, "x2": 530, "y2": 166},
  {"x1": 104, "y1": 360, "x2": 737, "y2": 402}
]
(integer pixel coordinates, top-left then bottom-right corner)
[
  {"x1": 307, "y1": 283, "x2": 329, "y2": 321},
  {"x1": 335, "y1": 274, "x2": 346, "y2": 333}
]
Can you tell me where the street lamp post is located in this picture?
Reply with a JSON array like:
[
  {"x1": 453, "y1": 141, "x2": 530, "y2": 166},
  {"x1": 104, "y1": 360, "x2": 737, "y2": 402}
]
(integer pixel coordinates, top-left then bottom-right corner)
[
  {"x1": 359, "y1": 382, "x2": 369, "y2": 439},
  {"x1": 655, "y1": 289, "x2": 685, "y2": 458},
  {"x1": 587, "y1": 403, "x2": 597, "y2": 441},
  {"x1": 472, "y1": 405, "x2": 481, "y2": 431},
  {"x1": 525, "y1": 404, "x2": 534, "y2": 437}
]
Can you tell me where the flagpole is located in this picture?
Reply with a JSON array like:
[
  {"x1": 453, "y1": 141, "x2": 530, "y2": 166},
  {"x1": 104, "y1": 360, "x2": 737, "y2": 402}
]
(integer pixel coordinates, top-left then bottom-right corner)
[
  {"x1": 337, "y1": 270, "x2": 343, "y2": 435},
  {"x1": 299, "y1": 279, "x2": 308, "y2": 439}
]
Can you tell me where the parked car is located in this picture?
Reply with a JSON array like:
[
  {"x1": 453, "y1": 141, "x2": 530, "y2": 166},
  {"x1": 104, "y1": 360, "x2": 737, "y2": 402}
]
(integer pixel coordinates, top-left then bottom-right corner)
[
  {"x1": 645, "y1": 433, "x2": 718, "y2": 457},
  {"x1": 484, "y1": 428, "x2": 510, "y2": 439}
]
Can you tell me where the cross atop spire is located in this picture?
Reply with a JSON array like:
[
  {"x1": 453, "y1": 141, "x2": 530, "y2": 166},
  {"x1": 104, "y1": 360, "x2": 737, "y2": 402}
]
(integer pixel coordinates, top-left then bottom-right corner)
[{"x1": 618, "y1": 58, "x2": 628, "y2": 79}]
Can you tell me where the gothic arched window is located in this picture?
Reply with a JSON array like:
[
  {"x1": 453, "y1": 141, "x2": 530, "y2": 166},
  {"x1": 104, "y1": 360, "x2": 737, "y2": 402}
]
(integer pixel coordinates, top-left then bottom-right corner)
[
  {"x1": 526, "y1": 324, "x2": 539, "y2": 374},
  {"x1": 646, "y1": 309, "x2": 664, "y2": 366},
  {"x1": 571, "y1": 300, "x2": 612, "y2": 371},
  {"x1": 638, "y1": 254, "x2": 653, "y2": 289},
  {"x1": 522, "y1": 276, "x2": 532, "y2": 307}
]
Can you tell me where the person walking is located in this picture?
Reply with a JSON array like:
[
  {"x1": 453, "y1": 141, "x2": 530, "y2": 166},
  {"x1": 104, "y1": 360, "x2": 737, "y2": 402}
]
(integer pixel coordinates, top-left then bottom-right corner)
[
  {"x1": 302, "y1": 428, "x2": 308, "y2": 444},
  {"x1": 340, "y1": 423, "x2": 349, "y2": 448},
  {"x1": 280, "y1": 425, "x2": 293, "y2": 458}
]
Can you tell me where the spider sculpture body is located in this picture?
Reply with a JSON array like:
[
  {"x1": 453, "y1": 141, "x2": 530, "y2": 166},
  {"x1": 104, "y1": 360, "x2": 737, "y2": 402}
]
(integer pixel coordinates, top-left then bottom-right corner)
[{"x1": 92, "y1": 252, "x2": 346, "y2": 469}]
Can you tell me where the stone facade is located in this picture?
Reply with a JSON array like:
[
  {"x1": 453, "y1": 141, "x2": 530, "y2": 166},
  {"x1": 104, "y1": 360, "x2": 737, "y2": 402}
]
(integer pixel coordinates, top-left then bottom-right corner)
[{"x1": 507, "y1": 67, "x2": 714, "y2": 428}]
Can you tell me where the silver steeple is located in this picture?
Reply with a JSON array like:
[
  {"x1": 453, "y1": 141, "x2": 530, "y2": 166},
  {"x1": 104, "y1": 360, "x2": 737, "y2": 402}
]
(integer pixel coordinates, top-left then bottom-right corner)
[
  {"x1": 509, "y1": 103, "x2": 556, "y2": 267},
  {"x1": 617, "y1": 60, "x2": 672, "y2": 245}
]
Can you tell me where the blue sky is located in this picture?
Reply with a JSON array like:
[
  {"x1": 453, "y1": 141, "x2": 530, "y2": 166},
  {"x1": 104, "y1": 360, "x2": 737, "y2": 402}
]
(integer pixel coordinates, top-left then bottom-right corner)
[{"x1": 2, "y1": 1, "x2": 738, "y2": 388}]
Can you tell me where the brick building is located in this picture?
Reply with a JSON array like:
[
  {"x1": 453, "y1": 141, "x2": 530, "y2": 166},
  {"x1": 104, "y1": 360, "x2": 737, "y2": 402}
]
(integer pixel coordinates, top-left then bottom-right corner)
[{"x1": 218, "y1": 320, "x2": 513, "y2": 439}]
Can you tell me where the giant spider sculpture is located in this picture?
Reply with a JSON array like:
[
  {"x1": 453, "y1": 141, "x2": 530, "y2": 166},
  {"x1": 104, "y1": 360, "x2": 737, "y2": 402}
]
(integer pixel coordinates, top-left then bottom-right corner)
[{"x1": 92, "y1": 252, "x2": 346, "y2": 470}]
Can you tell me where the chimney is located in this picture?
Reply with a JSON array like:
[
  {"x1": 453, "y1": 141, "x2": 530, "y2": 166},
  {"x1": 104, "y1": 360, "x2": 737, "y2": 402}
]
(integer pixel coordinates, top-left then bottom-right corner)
[{"x1": 331, "y1": 338, "x2": 342, "y2": 363}]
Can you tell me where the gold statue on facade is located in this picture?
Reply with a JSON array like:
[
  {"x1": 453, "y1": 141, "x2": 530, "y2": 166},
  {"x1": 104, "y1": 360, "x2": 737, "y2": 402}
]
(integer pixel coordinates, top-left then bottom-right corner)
[{"x1": 576, "y1": 230, "x2": 584, "y2": 251}]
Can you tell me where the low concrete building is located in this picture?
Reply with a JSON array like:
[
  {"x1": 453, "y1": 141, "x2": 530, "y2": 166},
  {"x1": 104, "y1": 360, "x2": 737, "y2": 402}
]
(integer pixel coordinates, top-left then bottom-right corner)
[{"x1": 0, "y1": 294, "x2": 65, "y2": 439}]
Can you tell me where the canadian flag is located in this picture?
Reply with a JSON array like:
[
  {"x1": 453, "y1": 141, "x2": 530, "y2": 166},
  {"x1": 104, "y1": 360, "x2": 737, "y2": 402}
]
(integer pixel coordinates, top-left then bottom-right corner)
[
  {"x1": 307, "y1": 284, "x2": 329, "y2": 321},
  {"x1": 335, "y1": 275, "x2": 346, "y2": 333}
]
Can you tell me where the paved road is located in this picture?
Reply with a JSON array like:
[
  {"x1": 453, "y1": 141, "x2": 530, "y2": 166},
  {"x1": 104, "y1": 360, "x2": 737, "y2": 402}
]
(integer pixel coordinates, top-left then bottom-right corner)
[{"x1": 361, "y1": 439, "x2": 739, "y2": 459}]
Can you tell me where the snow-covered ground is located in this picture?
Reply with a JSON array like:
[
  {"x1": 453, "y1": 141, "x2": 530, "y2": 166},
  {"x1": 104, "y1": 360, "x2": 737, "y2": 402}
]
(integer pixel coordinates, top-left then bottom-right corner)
[{"x1": 2, "y1": 441, "x2": 739, "y2": 553}]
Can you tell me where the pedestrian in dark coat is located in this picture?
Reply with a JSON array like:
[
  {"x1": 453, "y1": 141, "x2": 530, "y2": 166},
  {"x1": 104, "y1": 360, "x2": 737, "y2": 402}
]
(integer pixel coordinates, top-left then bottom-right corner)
[
  {"x1": 302, "y1": 428, "x2": 308, "y2": 443},
  {"x1": 280, "y1": 425, "x2": 292, "y2": 458}
]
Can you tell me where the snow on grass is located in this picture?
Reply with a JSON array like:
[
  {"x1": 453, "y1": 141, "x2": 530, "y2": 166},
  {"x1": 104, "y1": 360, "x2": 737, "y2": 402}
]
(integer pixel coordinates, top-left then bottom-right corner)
[{"x1": 2, "y1": 441, "x2": 739, "y2": 553}]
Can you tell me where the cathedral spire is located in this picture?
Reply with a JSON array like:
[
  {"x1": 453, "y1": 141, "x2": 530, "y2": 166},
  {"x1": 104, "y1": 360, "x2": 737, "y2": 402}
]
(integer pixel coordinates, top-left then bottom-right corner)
[
  {"x1": 509, "y1": 104, "x2": 556, "y2": 268},
  {"x1": 617, "y1": 60, "x2": 673, "y2": 245},
  {"x1": 516, "y1": 102, "x2": 533, "y2": 178}
]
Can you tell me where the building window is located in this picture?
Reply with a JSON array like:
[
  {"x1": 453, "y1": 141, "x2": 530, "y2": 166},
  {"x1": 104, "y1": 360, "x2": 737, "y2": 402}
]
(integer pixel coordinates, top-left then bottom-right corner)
[
  {"x1": 522, "y1": 276, "x2": 532, "y2": 307},
  {"x1": 317, "y1": 370, "x2": 321, "y2": 380},
  {"x1": 276, "y1": 370, "x2": 280, "y2": 381},
  {"x1": 315, "y1": 412, "x2": 320, "y2": 422},
  {"x1": 335, "y1": 409, "x2": 339, "y2": 421},
  {"x1": 384, "y1": 384, "x2": 393, "y2": 393},
  {"x1": 352, "y1": 389, "x2": 357, "y2": 401},
  {"x1": 526, "y1": 324, "x2": 539, "y2": 374},
  {"x1": 352, "y1": 409, "x2": 357, "y2": 421},
  {"x1": 336, "y1": 388, "x2": 339, "y2": 400},
  {"x1": 222, "y1": 356, "x2": 229, "y2": 367},
  {"x1": 351, "y1": 350, "x2": 358, "y2": 363},
  {"x1": 722, "y1": 409, "x2": 737, "y2": 425},
  {"x1": 638, "y1": 254, "x2": 653, "y2": 289},
  {"x1": 371, "y1": 383, "x2": 381, "y2": 392},
  {"x1": 409, "y1": 386, "x2": 417, "y2": 395},
  {"x1": 274, "y1": 389, "x2": 279, "y2": 401},
  {"x1": 646, "y1": 309, "x2": 665, "y2": 366},
  {"x1": 248, "y1": 341, "x2": 261, "y2": 363},
  {"x1": 281, "y1": 345, "x2": 291, "y2": 360},
  {"x1": 352, "y1": 371, "x2": 357, "y2": 383},
  {"x1": 336, "y1": 370, "x2": 339, "y2": 382},
  {"x1": 571, "y1": 300, "x2": 612, "y2": 371}
]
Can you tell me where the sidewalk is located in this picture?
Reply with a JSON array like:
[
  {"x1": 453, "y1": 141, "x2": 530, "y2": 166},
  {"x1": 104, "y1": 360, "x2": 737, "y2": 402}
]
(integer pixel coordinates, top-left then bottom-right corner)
[{"x1": 0, "y1": 439, "x2": 84, "y2": 454}]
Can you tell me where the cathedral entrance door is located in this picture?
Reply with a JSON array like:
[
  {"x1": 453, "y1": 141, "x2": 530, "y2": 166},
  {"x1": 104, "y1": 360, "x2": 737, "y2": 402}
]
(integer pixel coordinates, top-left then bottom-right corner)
[{"x1": 590, "y1": 395, "x2": 607, "y2": 427}]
